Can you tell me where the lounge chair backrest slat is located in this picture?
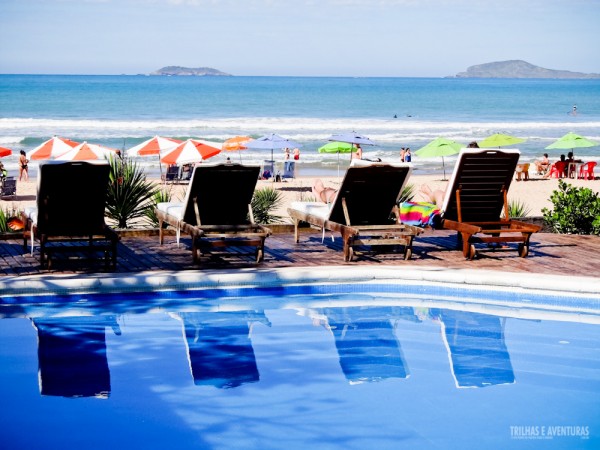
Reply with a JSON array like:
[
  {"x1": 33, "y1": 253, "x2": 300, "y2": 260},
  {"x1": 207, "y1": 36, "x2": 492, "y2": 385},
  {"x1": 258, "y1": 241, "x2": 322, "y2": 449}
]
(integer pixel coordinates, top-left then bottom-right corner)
[
  {"x1": 442, "y1": 149, "x2": 520, "y2": 223},
  {"x1": 36, "y1": 161, "x2": 111, "y2": 236},
  {"x1": 328, "y1": 163, "x2": 412, "y2": 226},
  {"x1": 182, "y1": 164, "x2": 261, "y2": 226}
]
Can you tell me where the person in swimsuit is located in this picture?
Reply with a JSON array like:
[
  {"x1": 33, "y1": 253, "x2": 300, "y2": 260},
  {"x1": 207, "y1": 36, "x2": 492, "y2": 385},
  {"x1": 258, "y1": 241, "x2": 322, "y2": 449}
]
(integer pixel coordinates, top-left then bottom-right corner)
[{"x1": 19, "y1": 150, "x2": 29, "y2": 181}]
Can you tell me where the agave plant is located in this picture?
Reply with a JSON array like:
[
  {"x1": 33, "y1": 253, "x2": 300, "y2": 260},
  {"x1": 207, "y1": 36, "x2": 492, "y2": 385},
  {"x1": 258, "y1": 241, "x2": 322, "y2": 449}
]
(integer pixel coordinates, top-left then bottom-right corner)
[
  {"x1": 506, "y1": 199, "x2": 532, "y2": 219},
  {"x1": 251, "y1": 187, "x2": 284, "y2": 224},
  {"x1": 145, "y1": 187, "x2": 174, "y2": 227},
  {"x1": 105, "y1": 155, "x2": 159, "y2": 228},
  {"x1": 398, "y1": 183, "x2": 416, "y2": 204}
]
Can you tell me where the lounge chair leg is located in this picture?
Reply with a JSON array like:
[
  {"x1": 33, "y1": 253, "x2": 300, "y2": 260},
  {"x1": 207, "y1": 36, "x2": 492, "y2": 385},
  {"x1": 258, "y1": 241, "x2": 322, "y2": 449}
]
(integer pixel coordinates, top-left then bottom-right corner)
[
  {"x1": 293, "y1": 220, "x2": 300, "y2": 243},
  {"x1": 158, "y1": 219, "x2": 164, "y2": 245}
]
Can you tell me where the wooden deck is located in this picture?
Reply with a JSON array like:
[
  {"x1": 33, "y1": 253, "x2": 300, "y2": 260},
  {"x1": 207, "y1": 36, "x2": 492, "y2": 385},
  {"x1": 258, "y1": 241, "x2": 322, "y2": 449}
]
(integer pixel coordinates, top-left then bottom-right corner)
[{"x1": 1, "y1": 228, "x2": 599, "y2": 278}]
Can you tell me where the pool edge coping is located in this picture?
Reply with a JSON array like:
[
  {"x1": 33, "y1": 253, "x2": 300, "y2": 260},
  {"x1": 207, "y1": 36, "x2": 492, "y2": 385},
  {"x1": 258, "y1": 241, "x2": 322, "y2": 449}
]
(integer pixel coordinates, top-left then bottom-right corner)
[{"x1": 2, "y1": 265, "x2": 599, "y2": 298}]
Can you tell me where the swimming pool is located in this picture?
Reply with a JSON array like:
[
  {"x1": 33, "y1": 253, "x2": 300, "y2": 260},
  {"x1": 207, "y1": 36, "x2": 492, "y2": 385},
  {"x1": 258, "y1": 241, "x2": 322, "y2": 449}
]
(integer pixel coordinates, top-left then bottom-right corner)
[{"x1": 0, "y1": 268, "x2": 599, "y2": 449}]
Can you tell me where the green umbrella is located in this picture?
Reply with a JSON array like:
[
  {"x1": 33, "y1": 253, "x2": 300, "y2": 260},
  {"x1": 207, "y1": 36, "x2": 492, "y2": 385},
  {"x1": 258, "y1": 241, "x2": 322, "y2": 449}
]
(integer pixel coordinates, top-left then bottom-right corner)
[
  {"x1": 478, "y1": 133, "x2": 526, "y2": 148},
  {"x1": 545, "y1": 132, "x2": 598, "y2": 153},
  {"x1": 318, "y1": 141, "x2": 357, "y2": 177},
  {"x1": 415, "y1": 137, "x2": 462, "y2": 180}
]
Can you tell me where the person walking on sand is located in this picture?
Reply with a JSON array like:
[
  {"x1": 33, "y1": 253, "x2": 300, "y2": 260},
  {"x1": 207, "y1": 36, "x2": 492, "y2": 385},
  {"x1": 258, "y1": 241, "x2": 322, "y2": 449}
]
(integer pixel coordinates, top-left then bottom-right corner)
[{"x1": 19, "y1": 150, "x2": 29, "y2": 181}]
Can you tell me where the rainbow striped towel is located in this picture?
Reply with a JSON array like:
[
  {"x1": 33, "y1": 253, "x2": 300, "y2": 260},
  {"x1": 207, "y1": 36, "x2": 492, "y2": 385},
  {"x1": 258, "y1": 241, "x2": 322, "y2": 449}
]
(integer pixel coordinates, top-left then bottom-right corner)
[{"x1": 400, "y1": 201, "x2": 442, "y2": 228}]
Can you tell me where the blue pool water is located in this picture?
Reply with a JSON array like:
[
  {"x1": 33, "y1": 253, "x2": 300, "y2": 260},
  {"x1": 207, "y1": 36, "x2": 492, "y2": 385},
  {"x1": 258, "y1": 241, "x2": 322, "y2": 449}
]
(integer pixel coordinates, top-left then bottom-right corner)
[{"x1": 0, "y1": 285, "x2": 598, "y2": 449}]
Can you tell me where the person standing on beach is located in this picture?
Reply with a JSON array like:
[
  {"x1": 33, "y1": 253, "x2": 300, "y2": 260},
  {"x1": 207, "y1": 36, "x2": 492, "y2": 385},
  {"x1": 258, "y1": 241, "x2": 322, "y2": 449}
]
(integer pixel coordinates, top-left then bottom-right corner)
[
  {"x1": 400, "y1": 147, "x2": 406, "y2": 162},
  {"x1": 404, "y1": 148, "x2": 412, "y2": 162},
  {"x1": 284, "y1": 148, "x2": 291, "y2": 171},
  {"x1": 293, "y1": 148, "x2": 300, "y2": 160},
  {"x1": 353, "y1": 144, "x2": 362, "y2": 160},
  {"x1": 19, "y1": 150, "x2": 29, "y2": 181}
]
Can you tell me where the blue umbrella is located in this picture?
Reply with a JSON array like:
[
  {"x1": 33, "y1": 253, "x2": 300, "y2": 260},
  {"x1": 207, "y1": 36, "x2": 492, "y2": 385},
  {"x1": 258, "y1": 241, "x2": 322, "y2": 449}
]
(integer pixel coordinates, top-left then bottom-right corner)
[
  {"x1": 246, "y1": 133, "x2": 302, "y2": 162},
  {"x1": 327, "y1": 131, "x2": 376, "y2": 147}
]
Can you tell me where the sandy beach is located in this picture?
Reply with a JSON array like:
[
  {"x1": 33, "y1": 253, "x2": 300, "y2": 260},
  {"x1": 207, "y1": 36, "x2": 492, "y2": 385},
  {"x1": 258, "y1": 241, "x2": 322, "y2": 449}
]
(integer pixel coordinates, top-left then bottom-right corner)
[{"x1": 4, "y1": 170, "x2": 600, "y2": 223}]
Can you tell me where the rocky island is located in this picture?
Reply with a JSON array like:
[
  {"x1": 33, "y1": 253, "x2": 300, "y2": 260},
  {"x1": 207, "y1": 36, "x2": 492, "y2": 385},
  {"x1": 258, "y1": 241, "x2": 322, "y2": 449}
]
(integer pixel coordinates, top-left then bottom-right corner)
[
  {"x1": 150, "y1": 66, "x2": 232, "y2": 76},
  {"x1": 453, "y1": 60, "x2": 600, "y2": 79}
]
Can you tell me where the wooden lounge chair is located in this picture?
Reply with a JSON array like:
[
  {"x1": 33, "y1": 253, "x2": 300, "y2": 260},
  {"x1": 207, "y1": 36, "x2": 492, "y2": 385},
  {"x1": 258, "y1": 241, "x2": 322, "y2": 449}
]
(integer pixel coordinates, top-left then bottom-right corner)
[
  {"x1": 22, "y1": 161, "x2": 118, "y2": 269},
  {"x1": 156, "y1": 163, "x2": 271, "y2": 263},
  {"x1": 287, "y1": 162, "x2": 422, "y2": 261},
  {"x1": 440, "y1": 148, "x2": 541, "y2": 259}
]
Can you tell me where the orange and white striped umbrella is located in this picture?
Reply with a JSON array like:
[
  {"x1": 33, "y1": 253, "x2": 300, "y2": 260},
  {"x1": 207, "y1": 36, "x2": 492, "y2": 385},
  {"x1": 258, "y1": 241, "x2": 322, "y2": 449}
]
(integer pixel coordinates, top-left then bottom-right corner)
[
  {"x1": 0, "y1": 146, "x2": 12, "y2": 158},
  {"x1": 126, "y1": 135, "x2": 182, "y2": 157},
  {"x1": 55, "y1": 141, "x2": 119, "y2": 161},
  {"x1": 160, "y1": 139, "x2": 221, "y2": 165},
  {"x1": 28, "y1": 136, "x2": 79, "y2": 160}
]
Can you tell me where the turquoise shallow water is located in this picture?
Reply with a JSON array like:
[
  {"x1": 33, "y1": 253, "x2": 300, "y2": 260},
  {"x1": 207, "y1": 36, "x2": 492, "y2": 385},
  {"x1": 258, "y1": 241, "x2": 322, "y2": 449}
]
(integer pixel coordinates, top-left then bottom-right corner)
[
  {"x1": 0, "y1": 284, "x2": 598, "y2": 449},
  {"x1": 1, "y1": 75, "x2": 599, "y2": 176}
]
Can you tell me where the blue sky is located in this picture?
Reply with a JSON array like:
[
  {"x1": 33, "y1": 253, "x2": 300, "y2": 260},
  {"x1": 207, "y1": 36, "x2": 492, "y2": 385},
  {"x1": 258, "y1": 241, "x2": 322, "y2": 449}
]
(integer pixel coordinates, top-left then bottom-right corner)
[{"x1": 1, "y1": 0, "x2": 599, "y2": 77}]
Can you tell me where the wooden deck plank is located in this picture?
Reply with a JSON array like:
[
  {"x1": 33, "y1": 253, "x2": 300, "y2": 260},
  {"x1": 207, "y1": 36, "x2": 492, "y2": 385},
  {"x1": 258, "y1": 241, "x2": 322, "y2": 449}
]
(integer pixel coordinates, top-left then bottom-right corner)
[{"x1": 0, "y1": 230, "x2": 599, "y2": 277}]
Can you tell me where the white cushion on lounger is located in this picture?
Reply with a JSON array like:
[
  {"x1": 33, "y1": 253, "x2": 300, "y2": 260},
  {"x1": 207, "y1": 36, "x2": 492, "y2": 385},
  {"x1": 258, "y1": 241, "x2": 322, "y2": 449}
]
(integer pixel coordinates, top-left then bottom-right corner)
[
  {"x1": 157, "y1": 202, "x2": 184, "y2": 220},
  {"x1": 289, "y1": 201, "x2": 332, "y2": 220},
  {"x1": 24, "y1": 206, "x2": 38, "y2": 224}
]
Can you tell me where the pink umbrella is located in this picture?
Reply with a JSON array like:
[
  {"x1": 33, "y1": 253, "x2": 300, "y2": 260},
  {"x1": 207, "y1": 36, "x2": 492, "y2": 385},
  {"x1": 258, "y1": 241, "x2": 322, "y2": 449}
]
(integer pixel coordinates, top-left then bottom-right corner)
[
  {"x1": 55, "y1": 141, "x2": 119, "y2": 161},
  {"x1": 126, "y1": 135, "x2": 182, "y2": 157},
  {"x1": 160, "y1": 139, "x2": 221, "y2": 165},
  {"x1": 28, "y1": 136, "x2": 80, "y2": 160},
  {"x1": 0, "y1": 146, "x2": 12, "y2": 158}
]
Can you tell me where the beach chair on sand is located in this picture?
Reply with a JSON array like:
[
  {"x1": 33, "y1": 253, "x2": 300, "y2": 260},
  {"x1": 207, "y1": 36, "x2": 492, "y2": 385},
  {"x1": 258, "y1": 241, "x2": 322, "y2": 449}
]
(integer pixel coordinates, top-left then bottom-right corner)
[
  {"x1": 0, "y1": 176, "x2": 16, "y2": 198},
  {"x1": 287, "y1": 162, "x2": 422, "y2": 261},
  {"x1": 440, "y1": 148, "x2": 541, "y2": 260},
  {"x1": 156, "y1": 163, "x2": 272, "y2": 263},
  {"x1": 22, "y1": 161, "x2": 118, "y2": 269}
]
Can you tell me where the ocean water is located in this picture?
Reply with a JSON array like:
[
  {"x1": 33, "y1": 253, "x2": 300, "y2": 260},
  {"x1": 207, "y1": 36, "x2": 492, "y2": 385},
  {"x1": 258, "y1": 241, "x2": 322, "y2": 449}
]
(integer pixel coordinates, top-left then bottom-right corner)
[{"x1": 1, "y1": 74, "x2": 599, "y2": 177}]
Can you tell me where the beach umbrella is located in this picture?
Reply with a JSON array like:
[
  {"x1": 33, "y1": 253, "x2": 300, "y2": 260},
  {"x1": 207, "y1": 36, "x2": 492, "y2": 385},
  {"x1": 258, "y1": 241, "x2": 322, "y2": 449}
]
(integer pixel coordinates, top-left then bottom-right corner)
[
  {"x1": 126, "y1": 135, "x2": 183, "y2": 176},
  {"x1": 327, "y1": 131, "x2": 376, "y2": 147},
  {"x1": 126, "y1": 135, "x2": 182, "y2": 157},
  {"x1": 415, "y1": 138, "x2": 462, "y2": 180},
  {"x1": 478, "y1": 133, "x2": 526, "y2": 148},
  {"x1": 318, "y1": 141, "x2": 356, "y2": 178},
  {"x1": 28, "y1": 136, "x2": 80, "y2": 160},
  {"x1": 55, "y1": 141, "x2": 119, "y2": 161},
  {"x1": 545, "y1": 132, "x2": 598, "y2": 156},
  {"x1": 222, "y1": 136, "x2": 252, "y2": 162},
  {"x1": 0, "y1": 146, "x2": 12, "y2": 158},
  {"x1": 160, "y1": 139, "x2": 221, "y2": 165},
  {"x1": 245, "y1": 133, "x2": 302, "y2": 163}
]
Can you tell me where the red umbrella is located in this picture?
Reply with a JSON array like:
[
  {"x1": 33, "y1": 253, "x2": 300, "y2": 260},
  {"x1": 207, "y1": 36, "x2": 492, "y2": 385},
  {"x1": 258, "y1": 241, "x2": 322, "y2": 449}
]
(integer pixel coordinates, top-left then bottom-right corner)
[
  {"x1": 126, "y1": 135, "x2": 182, "y2": 157},
  {"x1": 55, "y1": 142, "x2": 118, "y2": 161},
  {"x1": 160, "y1": 139, "x2": 221, "y2": 165},
  {"x1": 0, "y1": 146, "x2": 12, "y2": 158},
  {"x1": 28, "y1": 136, "x2": 79, "y2": 160}
]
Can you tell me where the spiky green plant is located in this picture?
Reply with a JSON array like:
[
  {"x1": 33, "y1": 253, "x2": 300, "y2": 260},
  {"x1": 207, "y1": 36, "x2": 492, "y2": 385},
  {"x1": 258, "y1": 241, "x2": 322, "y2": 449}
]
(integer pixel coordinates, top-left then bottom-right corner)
[
  {"x1": 145, "y1": 187, "x2": 174, "y2": 227},
  {"x1": 251, "y1": 187, "x2": 284, "y2": 224},
  {"x1": 105, "y1": 155, "x2": 159, "y2": 228},
  {"x1": 398, "y1": 183, "x2": 416, "y2": 204},
  {"x1": 506, "y1": 200, "x2": 532, "y2": 219}
]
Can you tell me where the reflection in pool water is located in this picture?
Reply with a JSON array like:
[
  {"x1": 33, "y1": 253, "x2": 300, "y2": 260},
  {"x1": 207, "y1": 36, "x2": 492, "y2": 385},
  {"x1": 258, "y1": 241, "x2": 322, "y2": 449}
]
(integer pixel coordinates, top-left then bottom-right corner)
[{"x1": 0, "y1": 292, "x2": 598, "y2": 449}]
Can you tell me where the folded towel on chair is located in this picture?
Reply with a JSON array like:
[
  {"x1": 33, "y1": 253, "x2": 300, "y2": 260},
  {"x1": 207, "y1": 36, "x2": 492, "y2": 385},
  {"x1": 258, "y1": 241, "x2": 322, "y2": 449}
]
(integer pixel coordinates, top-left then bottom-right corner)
[{"x1": 400, "y1": 201, "x2": 442, "y2": 228}]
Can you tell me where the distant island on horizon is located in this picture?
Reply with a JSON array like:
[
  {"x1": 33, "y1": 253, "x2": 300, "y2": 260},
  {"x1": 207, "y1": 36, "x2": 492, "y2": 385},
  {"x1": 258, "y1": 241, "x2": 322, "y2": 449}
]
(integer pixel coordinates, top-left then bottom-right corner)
[
  {"x1": 452, "y1": 60, "x2": 600, "y2": 79},
  {"x1": 147, "y1": 61, "x2": 599, "y2": 79},
  {"x1": 150, "y1": 66, "x2": 231, "y2": 76}
]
